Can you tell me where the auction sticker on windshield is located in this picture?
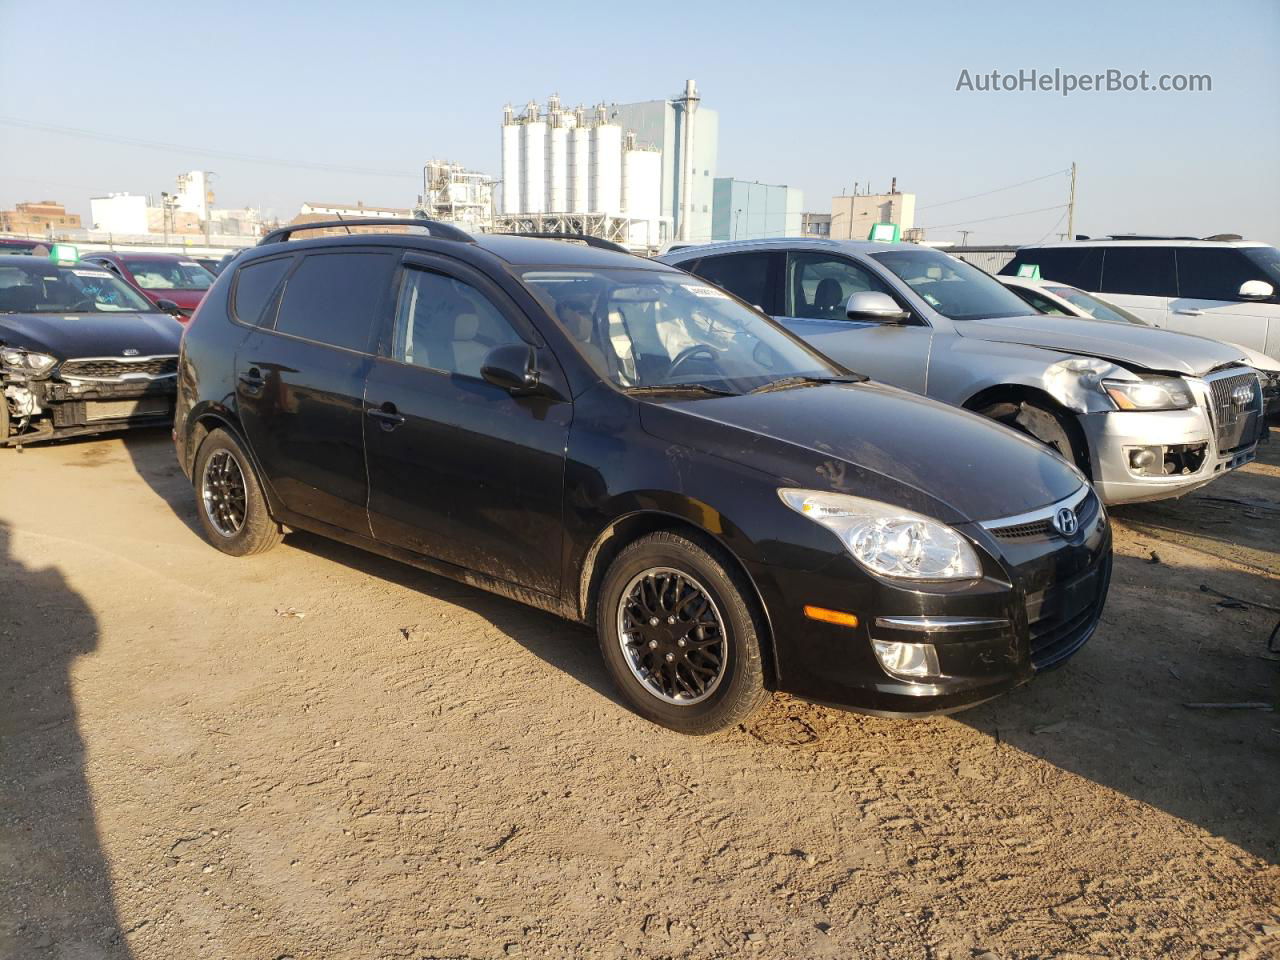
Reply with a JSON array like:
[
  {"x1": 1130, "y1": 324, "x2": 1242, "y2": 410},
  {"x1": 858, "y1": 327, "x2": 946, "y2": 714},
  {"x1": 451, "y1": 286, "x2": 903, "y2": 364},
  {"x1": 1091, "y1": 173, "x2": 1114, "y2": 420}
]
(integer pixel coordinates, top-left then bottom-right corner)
[
  {"x1": 72, "y1": 270, "x2": 115, "y2": 278},
  {"x1": 682, "y1": 283, "x2": 730, "y2": 299}
]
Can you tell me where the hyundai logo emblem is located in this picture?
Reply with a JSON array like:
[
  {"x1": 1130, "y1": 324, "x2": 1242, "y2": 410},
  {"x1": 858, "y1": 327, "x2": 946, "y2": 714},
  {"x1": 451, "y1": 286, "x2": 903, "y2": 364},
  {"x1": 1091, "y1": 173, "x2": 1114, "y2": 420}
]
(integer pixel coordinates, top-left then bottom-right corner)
[
  {"x1": 1051, "y1": 507, "x2": 1079, "y2": 537},
  {"x1": 122, "y1": 348, "x2": 140, "y2": 356},
  {"x1": 1230, "y1": 384, "x2": 1254, "y2": 408}
]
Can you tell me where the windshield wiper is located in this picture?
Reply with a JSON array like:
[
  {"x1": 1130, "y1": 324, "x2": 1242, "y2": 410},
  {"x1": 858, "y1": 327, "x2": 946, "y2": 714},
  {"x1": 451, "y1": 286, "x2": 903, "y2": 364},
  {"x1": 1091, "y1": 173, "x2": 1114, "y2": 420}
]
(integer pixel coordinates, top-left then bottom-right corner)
[
  {"x1": 626, "y1": 383, "x2": 738, "y2": 398},
  {"x1": 748, "y1": 374, "x2": 865, "y2": 395}
]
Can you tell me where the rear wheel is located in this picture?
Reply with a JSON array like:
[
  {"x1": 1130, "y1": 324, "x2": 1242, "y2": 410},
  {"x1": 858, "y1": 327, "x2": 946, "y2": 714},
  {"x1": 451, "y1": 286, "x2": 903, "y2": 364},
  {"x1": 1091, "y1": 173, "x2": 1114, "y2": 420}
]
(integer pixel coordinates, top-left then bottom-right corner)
[
  {"x1": 193, "y1": 428, "x2": 282, "y2": 556},
  {"x1": 596, "y1": 531, "x2": 770, "y2": 734},
  {"x1": 980, "y1": 399, "x2": 1085, "y2": 473}
]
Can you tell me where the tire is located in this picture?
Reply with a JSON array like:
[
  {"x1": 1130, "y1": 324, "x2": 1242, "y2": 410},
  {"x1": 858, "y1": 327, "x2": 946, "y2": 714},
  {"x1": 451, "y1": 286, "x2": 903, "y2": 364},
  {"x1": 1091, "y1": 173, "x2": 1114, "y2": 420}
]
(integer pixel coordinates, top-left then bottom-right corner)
[
  {"x1": 981, "y1": 399, "x2": 1085, "y2": 472},
  {"x1": 596, "y1": 531, "x2": 771, "y2": 734},
  {"x1": 192, "y1": 428, "x2": 282, "y2": 556}
]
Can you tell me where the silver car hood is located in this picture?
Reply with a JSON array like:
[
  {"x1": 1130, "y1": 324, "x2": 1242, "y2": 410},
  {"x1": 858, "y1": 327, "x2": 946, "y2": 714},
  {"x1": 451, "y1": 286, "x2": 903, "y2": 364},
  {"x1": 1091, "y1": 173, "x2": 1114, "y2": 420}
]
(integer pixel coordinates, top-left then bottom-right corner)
[{"x1": 954, "y1": 314, "x2": 1247, "y2": 376}]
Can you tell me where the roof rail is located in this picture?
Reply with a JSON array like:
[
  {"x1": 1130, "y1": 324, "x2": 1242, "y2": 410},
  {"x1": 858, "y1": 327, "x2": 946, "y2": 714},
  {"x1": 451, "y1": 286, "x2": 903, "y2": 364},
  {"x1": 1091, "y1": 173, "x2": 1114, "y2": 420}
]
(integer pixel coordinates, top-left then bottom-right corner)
[
  {"x1": 502, "y1": 232, "x2": 631, "y2": 255},
  {"x1": 258, "y1": 217, "x2": 474, "y2": 246},
  {"x1": 1104, "y1": 234, "x2": 1200, "y2": 241}
]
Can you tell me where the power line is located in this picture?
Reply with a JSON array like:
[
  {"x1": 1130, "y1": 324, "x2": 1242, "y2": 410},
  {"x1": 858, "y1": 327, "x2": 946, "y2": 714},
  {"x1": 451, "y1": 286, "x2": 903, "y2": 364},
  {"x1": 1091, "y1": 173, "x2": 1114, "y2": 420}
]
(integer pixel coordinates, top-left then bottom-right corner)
[
  {"x1": 919, "y1": 203, "x2": 1068, "y2": 231},
  {"x1": 0, "y1": 116, "x2": 419, "y2": 179},
  {"x1": 1036, "y1": 207, "x2": 1069, "y2": 244},
  {"x1": 916, "y1": 169, "x2": 1069, "y2": 211}
]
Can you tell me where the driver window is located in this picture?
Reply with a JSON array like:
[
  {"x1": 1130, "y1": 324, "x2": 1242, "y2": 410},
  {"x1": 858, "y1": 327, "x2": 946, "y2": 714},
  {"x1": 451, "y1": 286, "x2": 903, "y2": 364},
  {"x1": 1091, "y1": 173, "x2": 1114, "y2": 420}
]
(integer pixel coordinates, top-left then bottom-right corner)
[
  {"x1": 395, "y1": 269, "x2": 523, "y2": 378},
  {"x1": 786, "y1": 253, "x2": 888, "y2": 319}
]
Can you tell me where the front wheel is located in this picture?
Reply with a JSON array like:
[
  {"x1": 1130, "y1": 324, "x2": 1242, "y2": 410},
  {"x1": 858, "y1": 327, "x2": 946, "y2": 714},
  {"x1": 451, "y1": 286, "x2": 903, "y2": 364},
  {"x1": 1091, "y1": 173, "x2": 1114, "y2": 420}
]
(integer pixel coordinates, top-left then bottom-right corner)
[
  {"x1": 192, "y1": 428, "x2": 282, "y2": 556},
  {"x1": 596, "y1": 531, "x2": 771, "y2": 734},
  {"x1": 980, "y1": 399, "x2": 1086, "y2": 474}
]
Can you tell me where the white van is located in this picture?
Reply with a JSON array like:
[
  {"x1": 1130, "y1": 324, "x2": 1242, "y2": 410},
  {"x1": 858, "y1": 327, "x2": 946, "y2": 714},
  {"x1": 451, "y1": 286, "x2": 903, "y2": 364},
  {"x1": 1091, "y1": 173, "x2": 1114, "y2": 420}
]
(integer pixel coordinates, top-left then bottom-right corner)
[{"x1": 1000, "y1": 239, "x2": 1280, "y2": 362}]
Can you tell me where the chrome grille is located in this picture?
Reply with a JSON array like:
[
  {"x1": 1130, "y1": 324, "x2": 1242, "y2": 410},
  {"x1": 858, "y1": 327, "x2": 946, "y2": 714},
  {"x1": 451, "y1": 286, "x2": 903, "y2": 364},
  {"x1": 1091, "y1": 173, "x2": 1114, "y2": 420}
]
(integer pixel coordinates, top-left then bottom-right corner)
[
  {"x1": 986, "y1": 487, "x2": 1099, "y2": 541},
  {"x1": 59, "y1": 356, "x2": 178, "y2": 381},
  {"x1": 1208, "y1": 371, "x2": 1261, "y2": 454}
]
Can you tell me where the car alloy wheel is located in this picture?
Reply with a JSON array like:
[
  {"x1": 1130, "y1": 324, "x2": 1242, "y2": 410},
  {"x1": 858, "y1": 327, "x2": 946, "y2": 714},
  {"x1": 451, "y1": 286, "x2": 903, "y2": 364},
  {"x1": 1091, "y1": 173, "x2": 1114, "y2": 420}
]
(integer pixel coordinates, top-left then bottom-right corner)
[
  {"x1": 201, "y1": 449, "x2": 248, "y2": 538},
  {"x1": 616, "y1": 566, "x2": 728, "y2": 705}
]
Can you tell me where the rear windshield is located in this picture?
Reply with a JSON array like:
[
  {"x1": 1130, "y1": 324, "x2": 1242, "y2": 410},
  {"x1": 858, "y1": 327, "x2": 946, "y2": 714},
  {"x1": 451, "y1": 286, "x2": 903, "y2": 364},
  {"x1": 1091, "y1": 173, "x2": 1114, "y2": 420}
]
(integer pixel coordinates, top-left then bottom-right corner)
[
  {"x1": 0, "y1": 263, "x2": 155, "y2": 313},
  {"x1": 872, "y1": 249, "x2": 1034, "y2": 321},
  {"x1": 123, "y1": 258, "x2": 214, "y2": 290}
]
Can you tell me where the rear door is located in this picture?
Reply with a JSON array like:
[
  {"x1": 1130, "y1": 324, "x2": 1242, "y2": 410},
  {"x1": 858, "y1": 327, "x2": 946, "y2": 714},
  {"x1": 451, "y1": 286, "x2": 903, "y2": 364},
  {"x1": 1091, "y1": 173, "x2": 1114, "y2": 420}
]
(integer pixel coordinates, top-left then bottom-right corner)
[
  {"x1": 1095, "y1": 246, "x2": 1175, "y2": 327},
  {"x1": 234, "y1": 248, "x2": 396, "y2": 533},
  {"x1": 1170, "y1": 247, "x2": 1279, "y2": 356},
  {"x1": 362, "y1": 253, "x2": 571, "y2": 596}
]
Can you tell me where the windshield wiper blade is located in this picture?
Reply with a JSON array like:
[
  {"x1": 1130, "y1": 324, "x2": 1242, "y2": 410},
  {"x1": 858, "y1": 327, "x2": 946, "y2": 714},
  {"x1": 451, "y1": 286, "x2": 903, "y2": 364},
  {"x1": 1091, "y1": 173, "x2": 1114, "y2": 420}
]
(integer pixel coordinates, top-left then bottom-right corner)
[
  {"x1": 748, "y1": 374, "x2": 864, "y2": 395},
  {"x1": 626, "y1": 383, "x2": 738, "y2": 397}
]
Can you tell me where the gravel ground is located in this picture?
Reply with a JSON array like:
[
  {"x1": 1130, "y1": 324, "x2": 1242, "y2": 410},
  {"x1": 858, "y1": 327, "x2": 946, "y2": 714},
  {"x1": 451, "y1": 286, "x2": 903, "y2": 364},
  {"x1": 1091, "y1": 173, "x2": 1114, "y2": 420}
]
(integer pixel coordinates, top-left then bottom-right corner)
[{"x1": 1, "y1": 429, "x2": 1277, "y2": 960}]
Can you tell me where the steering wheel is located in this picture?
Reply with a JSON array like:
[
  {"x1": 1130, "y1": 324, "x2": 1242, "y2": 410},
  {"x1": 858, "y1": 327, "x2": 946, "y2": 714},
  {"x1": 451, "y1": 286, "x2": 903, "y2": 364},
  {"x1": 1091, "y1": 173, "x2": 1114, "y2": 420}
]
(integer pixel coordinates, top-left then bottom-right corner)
[
  {"x1": 68, "y1": 298, "x2": 96, "y2": 312},
  {"x1": 666, "y1": 344, "x2": 719, "y2": 379}
]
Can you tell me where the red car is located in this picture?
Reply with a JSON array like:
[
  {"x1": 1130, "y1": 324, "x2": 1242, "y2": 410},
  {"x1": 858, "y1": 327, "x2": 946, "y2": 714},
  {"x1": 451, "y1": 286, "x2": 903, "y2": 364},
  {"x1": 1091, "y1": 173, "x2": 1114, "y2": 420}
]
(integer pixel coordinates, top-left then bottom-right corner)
[
  {"x1": 0, "y1": 238, "x2": 52, "y2": 255},
  {"x1": 80, "y1": 252, "x2": 215, "y2": 320}
]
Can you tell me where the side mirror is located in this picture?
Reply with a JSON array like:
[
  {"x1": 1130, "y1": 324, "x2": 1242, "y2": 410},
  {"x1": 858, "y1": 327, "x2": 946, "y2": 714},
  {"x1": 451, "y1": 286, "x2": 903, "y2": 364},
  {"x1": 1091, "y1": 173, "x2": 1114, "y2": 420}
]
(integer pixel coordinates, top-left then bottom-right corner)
[
  {"x1": 481, "y1": 343, "x2": 540, "y2": 394},
  {"x1": 846, "y1": 291, "x2": 909, "y2": 323},
  {"x1": 1238, "y1": 279, "x2": 1274, "y2": 300},
  {"x1": 155, "y1": 298, "x2": 183, "y2": 316}
]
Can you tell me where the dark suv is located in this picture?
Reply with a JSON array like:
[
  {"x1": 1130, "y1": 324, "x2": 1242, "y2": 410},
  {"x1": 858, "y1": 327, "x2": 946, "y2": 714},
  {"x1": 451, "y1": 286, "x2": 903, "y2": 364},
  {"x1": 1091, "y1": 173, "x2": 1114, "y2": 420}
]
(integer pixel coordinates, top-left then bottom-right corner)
[{"x1": 175, "y1": 220, "x2": 1111, "y2": 733}]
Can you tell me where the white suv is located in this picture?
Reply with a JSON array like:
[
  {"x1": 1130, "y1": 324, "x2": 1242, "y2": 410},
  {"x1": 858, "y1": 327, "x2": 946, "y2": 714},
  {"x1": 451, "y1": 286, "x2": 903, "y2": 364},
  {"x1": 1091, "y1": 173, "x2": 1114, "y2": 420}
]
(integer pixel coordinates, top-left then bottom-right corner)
[{"x1": 1000, "y1": 239, "x2": 1280, "y2": 362}]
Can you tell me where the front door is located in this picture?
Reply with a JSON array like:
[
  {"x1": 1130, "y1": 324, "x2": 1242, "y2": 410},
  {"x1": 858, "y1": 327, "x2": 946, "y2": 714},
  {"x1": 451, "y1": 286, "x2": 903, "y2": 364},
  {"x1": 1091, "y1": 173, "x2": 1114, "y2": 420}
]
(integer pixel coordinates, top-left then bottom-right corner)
[
  {"x1": 1094, "y1": 245, "x2": 1175, "y2": 328},
  {"x1": 363, "y1": 254, "x2": 571, "y2": 597},
  {"x1": 1168, "y1": 247, "x2": 1280, "y2": 356},
  {"x1": 773, "y1": 251, "x2": 932, "y2": 392},
  {"x1": 235, "y1": 249, "x2": 396, "y2": 533}
]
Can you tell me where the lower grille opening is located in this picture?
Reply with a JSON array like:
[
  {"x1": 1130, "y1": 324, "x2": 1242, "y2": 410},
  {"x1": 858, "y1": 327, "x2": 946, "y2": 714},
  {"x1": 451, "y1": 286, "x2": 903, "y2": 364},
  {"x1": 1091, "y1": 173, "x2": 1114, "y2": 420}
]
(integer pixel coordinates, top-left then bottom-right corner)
[{"x1": 1026, "y1": 555, "x2": 1112, "y2": 669}]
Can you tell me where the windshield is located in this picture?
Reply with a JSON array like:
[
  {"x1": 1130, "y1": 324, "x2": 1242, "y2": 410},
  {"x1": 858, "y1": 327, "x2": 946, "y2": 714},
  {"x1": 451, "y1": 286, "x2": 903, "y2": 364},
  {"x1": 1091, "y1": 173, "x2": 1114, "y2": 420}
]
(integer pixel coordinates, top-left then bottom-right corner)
[
  {"x1": 0, "y1": 263, "x2": 156, "y2": 313},
  {"x1": 1047, "y1": 286, "x2": 1147, "y2": 325},
  {"x1": 123, "y1": 258, "x2": 214, "y2": 290},
  {"x1": 1242, "y1": 246, "x2": 1280, "y2": 286},
  {"x1": 872, "y1": 249, "x2": 1035, "y2": 321},
  {"x1": 521, "y1": 267, "x2": 842, "y2": 394}
]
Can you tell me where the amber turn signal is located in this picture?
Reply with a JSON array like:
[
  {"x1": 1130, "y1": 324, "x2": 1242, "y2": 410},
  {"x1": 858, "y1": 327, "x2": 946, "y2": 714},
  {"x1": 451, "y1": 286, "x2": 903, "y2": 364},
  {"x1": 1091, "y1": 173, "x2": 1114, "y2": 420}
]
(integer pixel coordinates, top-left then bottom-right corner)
[{"x1": 803, "y1": 605, "x2": 860, "y2": 628}]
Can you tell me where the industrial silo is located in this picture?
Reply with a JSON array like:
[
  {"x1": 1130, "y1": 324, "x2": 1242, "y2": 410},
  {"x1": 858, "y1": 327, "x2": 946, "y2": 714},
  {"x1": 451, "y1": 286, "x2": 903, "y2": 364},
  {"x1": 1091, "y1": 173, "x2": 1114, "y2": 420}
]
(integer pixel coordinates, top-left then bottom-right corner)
[
  {"x1": 590, "y1": 106, "x2": 622, "y2": 217},
  {"x1": 520, "y1": 101, "x2": 546, "y2": 213},
  {"x1": 623, "y1": 138, "x2": 662, "y2": 247},
  {"x1": 548, "y1": 111, "x2": 569, "y2": 213},
  {"x1": 500, "y1": 105, "x2": 521, "y2": 215},
  {"x1": 568, "y1": 106, "x2": 590, "y2": 213}
]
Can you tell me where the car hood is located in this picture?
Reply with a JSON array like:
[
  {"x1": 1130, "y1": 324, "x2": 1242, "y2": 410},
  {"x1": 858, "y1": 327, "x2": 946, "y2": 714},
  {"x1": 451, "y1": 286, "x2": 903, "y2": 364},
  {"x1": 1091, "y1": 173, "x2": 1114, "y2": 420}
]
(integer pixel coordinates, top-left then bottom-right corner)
[
  {"x1": 955, "y1": 314, "x2": 1246, "y2": 376},
  {"x1": 0, "y1": 311, "x2": 184, "y2": 360},
  {"x1": 639, "y1": 381, "x2": 1083, "y2": 525}
]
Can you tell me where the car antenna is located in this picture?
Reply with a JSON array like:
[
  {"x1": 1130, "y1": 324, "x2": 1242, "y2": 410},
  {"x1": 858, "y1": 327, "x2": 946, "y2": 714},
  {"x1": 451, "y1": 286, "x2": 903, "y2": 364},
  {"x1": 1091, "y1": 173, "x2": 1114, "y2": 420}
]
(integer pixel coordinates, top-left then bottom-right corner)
[{"x1": 334, "y1": 213, "x2": 353, "y2": 235}]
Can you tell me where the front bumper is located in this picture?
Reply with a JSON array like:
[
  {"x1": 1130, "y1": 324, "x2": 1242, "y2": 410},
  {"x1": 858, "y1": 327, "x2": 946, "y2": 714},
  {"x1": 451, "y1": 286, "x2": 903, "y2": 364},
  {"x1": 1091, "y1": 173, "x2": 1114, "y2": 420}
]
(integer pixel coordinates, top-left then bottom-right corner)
[
  {"x1": 753, "y1": 488, "x2": 1112, "y2": 715},
  {"x1": 2, "y1": 377, "x2": 176, "y2": 446}
]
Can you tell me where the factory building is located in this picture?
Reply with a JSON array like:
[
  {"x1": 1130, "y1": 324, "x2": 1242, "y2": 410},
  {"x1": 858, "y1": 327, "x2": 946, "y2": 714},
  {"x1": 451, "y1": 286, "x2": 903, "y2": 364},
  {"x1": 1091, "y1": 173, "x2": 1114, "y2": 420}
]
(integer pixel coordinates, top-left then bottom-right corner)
[
  {"x1": 830, "y1": 184, "x2": 917, "y2": 240},
  {"x1": 710, "y1": 179, "x2": 804, "y2": 242},
  {"x1": 608, "y1": 80, "x2": 718, "y2": 244},
  {"x1": 417, "y1": 161, "x2": 494, "y2": 232},
  {"x1": 499, "y1": 95, "x2": 665, "y2": 250}
]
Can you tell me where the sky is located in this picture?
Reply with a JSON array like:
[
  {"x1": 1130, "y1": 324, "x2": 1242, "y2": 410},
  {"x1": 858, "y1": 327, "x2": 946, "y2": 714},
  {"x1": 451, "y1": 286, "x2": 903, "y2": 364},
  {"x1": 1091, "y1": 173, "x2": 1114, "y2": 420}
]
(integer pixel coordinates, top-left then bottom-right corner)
[{"x1": 1, "y1": 0, "x2": 1277, "y2": 245}]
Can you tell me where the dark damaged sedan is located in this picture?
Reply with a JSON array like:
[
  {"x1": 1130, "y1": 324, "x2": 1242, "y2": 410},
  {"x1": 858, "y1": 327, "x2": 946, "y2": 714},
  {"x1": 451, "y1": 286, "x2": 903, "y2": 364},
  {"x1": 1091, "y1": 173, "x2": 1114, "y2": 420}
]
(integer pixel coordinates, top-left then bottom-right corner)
[
  {"x1": 175, "y1": 221, "x2": 1111, "y2": 733},
  {"x1": 0, "y1": 252, "x2": 183, "y2": 446}
]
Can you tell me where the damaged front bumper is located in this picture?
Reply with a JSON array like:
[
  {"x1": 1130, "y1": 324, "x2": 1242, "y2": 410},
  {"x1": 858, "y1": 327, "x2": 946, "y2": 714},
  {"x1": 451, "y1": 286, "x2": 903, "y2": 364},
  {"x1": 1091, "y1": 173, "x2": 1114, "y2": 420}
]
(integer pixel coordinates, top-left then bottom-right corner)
[
  {"x1": 1082, "y1": 369, "x2": 1264, "y2": 505},
  {"x1": 3, "y1": 375, "x2": 176, "y2": 446}
]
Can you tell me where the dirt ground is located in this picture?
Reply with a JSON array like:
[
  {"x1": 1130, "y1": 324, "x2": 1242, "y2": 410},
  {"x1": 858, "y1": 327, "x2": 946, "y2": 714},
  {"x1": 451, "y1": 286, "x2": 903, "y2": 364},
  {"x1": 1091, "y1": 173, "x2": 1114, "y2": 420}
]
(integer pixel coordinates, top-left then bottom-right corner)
[{"x1": 1, "y1": 429, "x2": 1277, "y2": 960}]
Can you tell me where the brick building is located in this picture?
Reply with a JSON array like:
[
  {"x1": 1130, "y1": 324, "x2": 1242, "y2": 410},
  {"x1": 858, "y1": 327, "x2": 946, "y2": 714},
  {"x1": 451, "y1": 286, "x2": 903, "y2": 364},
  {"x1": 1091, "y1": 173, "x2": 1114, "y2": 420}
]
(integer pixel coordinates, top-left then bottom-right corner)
[{"x1": 0, "y1": 200, "x2": 82, "y2": 234}]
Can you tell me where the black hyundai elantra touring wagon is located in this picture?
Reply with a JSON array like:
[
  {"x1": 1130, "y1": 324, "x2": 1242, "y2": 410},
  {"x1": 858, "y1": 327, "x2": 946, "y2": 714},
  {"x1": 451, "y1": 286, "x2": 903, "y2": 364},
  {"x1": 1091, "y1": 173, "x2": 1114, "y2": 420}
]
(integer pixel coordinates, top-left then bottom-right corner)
[{"x1": 175, "y1": 220, "x2": 1111, "y2": 734}]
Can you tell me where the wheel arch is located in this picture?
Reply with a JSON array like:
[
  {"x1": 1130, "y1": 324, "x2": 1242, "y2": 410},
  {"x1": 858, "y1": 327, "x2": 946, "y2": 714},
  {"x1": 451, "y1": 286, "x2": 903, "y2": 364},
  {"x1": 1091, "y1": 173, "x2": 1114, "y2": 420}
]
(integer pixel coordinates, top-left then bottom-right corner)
[
  {"x1": 962, "y1": 383, "x2": 1093, "y2": 478},
  {"x1": 185, "y1": 408, "x2": 284, "y2": 519},
  {"x1": 575, "y1": 509, "x2": 779, "y2": 688}
]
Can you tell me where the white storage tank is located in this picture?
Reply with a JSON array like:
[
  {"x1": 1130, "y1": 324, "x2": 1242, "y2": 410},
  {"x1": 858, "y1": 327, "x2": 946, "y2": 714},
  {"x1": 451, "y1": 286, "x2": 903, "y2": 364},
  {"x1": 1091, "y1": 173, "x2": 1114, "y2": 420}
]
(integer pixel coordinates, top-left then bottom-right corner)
[
  {"x1": 501, "y1": 110, "x2": 521, "y2": 216},
  {"x1": 521, "y1": 111, "x2": 546, "y2": 214},
  {"x1": 569, "y1": 123, "x2": 590, "y2": 213},
  {"x1": 591, "y1": 121, "x2": 622, "y2": 216},
  {"x1": 548, "y1": 119, "x2": 568, "y2": 212}
]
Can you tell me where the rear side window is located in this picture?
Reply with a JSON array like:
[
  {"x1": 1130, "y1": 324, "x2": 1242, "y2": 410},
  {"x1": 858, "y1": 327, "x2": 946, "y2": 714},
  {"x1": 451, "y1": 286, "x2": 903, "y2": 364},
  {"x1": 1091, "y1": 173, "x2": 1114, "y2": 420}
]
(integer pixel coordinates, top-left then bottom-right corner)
[
  {"x1": 1175, "y1": 248, "x2": 1269, "y2": 301},
  {"x1": 273, "y1": 252, "x2": 394, "y2": 352},
  {"x1": 1098, "y1": 247, "x2": 1176, "y2": 297},
  {"x1": 689, "y1": 253, "x2": 773, "y2": 309},
  {"x1": 1001, "y1": 247, "x2": 1103, "y2": 290},
  {"x1": 232, "y1": 256, "x2": 293, "y2": 326}
]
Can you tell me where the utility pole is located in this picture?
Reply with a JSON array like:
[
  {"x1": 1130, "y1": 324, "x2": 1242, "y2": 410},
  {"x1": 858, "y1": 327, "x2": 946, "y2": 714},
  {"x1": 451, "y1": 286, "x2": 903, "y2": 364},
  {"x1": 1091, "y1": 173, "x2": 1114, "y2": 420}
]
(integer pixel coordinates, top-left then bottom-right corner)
[
  {"x1": 1066, "y1": 161, "x2": 1077, "y2": 240},
  {"x1": 958, "y1": 229, "x2": 973, "y2": 246}
]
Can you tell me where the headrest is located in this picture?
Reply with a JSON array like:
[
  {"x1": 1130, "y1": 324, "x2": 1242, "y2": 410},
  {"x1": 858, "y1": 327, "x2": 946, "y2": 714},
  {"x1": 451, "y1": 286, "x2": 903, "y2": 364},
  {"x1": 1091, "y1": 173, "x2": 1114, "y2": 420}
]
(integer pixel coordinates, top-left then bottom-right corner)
[
  {"x1": 814, "y1": 277, "x2": 844, "y2": 308},
  {"x1": 453, "y1": 312, "x2": 480, "y2": 339}
]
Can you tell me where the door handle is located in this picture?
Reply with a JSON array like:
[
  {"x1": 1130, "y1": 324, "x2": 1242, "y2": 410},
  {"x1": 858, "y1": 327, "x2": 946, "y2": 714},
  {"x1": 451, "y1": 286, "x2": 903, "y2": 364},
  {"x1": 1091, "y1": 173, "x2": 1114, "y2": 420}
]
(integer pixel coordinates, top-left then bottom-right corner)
[
  {"x1": 238, "y1": 367, "x2": 265, "y2": 391},
  {"x1": 367, "y1": 402, "x2": 405, "y2": 430},
  {"x1": 1174, "y1": 308, "x2": 1203, "y2": 316}
]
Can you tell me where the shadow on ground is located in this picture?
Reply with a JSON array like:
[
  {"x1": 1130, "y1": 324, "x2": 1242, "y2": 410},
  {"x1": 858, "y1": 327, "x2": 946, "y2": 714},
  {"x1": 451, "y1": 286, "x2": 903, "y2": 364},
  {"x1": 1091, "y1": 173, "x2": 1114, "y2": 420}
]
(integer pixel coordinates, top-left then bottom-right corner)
[{"x1": 0, "y1": 519, "x2": 134, "y2": 957}]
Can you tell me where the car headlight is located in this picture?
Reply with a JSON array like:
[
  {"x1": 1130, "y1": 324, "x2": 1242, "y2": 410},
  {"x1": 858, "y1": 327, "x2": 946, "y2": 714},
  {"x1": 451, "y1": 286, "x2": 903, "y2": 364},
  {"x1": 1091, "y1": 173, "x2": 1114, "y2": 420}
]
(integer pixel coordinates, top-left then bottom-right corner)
[
  {"x1": 779, "y1": 489, "x2": 983, "y2": 581},
  {"x1": 1102, "y1": 375, "x2": 1194, "y2": 411},
  {"x1": 0, "y1": 348, "x2": 57, "y2": 374}
]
